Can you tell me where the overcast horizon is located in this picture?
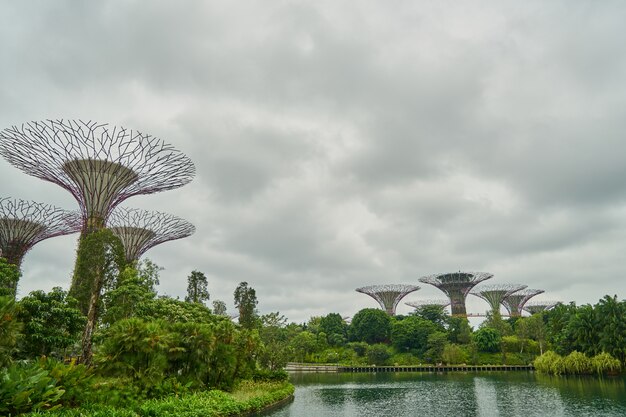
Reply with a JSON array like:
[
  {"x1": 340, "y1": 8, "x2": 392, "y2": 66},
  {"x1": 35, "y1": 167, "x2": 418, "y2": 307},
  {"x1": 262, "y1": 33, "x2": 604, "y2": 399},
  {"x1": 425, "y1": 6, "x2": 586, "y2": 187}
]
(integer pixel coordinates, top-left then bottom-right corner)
[{"x1": 2, "y1": 1, "x2": 626, "y2": 323}]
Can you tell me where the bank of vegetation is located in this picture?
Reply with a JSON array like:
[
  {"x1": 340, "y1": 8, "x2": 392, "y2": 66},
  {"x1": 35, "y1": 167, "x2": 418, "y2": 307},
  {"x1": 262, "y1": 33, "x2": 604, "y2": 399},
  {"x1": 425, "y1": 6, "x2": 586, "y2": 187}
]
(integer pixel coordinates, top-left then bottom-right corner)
[{"x1": 0, "y1": 258, "x2": 292, "y2": 416}]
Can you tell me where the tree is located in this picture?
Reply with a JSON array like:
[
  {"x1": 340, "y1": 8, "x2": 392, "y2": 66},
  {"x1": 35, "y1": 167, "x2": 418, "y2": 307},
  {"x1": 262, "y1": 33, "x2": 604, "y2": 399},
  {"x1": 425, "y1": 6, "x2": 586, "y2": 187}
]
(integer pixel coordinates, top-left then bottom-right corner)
[
  {"x1": 391, "y1": 316, "x2": 438, "y2": 354},
  {"x1": 447, "y1": 317, "x2": 472, "y2": 344},
  {"x1": 319, "y1": 313, "x2": 347, "y2": 346},
  {"x1": 366, "y1": 344, "x2": 391, "y2": 365},
  {"x1": 185, "y1": 270, "x2": 210, "y2": 305},
  {"x1": 349, "y1": 308, "x2": 392, "y2": 344},
  {"x1": 258, "y1": 312, "x2": 291, "y2": 370},
  {"x1": 212, "y1": 300, "x2": 227, "y2": 316},
  {"x1": 424, "y1": 332, "x2": 448, "y2": 363},
  {"x1": 594, "y1": 295, "x2": 626, "y2": 363},
  {"x1": 0, "y1": 258, "x2": 20, "y2": 298},
  {"x1": 473, "y1": 327, "x2": 501, "y2": 353},
  {"x1": 0, "y1": 296, "x2": 21, "y2": 366},
  {"x1": 517, "y1": 313, "x2": 547, "y2": 354},
  {"x1": 289, "y1": 331, "x2": 318, "y2": 362},
  {"x1": 101, "y1": 266, "x2": 156, "y2": 325},
  {"x1": 234, "y1": 282, "x2": 258, "y2": 330},
  {"x1": 411, "y1": 305, "x2": 448, "y2": 330},
  {"x1": 17, "y1": 287, "x2": 85, "y2": 358}
]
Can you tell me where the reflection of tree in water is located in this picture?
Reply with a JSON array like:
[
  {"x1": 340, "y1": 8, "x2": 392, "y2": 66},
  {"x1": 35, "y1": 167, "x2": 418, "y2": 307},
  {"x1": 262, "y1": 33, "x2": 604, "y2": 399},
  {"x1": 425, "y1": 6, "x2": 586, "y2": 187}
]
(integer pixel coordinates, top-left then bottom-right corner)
[
  {"x1": 316, "y1": 387, "x2": 349, "y2": 406},
  {"x1": 534, "y1": 374, "x2": 626, "y2": 410}
]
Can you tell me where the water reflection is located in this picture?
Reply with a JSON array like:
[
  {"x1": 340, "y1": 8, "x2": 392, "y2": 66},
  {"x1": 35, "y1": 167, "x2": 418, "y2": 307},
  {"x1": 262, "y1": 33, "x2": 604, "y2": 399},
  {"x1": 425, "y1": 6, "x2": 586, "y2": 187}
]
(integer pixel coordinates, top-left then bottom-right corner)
[{"x1": 267, "y1": 372, "x2": 626, "y2": 417}]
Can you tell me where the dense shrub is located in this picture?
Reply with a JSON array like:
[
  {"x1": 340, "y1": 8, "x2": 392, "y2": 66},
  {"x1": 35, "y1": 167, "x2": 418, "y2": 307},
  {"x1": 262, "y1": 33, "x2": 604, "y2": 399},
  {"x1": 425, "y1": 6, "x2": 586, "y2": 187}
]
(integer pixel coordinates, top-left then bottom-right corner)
[
  {"x1": 442, "y1": 344, "x2": 467, "y2": 365},
  {"x1": 564, "y1": 351, "x2": 593, "y2": 375},
  {"x1": 592, "y1": 352, "x2": 621, "y2": 375},
  {"x1": 473, "y1": 328, "x2": 501, "y2": 353},
  {"x1": 366, "y1": 344, "x2": 391, "y2": 365},
  {"x1": 0, "y1": 296, "x2": 21, "y2": 367}
]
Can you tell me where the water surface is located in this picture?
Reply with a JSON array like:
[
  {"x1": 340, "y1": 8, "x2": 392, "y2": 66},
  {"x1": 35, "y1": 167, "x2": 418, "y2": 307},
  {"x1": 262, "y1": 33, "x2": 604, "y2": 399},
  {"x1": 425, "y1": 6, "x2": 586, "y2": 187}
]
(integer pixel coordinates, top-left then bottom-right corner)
[{"x1": 268, "y1": 372, "x2": 626, "y2": 416}]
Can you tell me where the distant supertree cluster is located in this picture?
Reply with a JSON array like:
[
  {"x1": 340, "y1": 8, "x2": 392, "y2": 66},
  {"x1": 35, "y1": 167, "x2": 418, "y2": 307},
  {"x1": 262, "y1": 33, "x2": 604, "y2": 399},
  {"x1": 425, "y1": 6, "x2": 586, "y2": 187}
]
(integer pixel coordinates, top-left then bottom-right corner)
[
  {"x1": 107, "y1": 207, "x2": 195, "y2": 263},
  {"x1": 0, "y1": 120, "x2": 195, "y2": 231},
  {"x1": 471, "y1": 284, "x2": 527, "y2": 316},
  {"x1": 405, "y1": 299, "x2": 451, "y2": 310},
  {"x1": 355, "y1": 284, "x2": 420, "y2": 315},
  {"x1": 502, "y1": 288, "x2": 545, "y2": 317},
  {"x1": 524, "y1": 301, "x2": 560, "y2": 315},
  {"x1": 0, "y1": 198, "x2": 81, "y2": 294},
  {"x1": 419, "y1": 272, "x2": 493, "y2": 316}
]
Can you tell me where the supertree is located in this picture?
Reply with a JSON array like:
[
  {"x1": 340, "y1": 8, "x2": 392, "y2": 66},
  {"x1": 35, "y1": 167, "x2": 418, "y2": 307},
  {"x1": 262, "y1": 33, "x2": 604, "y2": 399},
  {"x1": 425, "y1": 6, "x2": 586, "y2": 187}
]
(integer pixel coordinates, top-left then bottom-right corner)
[
  {"x1": 0, "y1": 120, "x2": 195, "y2": 362},
  {"x1": 524, "y1": 301, "x2": 560, "y2": 315},
  {"x1": 355, "y1": 284, "x2": 420, "y2": 315},
  {"x1": 502, "y1": 288, "x2": 544, "y2": 317},
  {"x1": 471, "y1": 284, "x2": 527, "y2": 316},
  {"x1": 0, "y1": 198, "x2": 81, "y2": 295},
  {"x1": 419, "y1": 272, "x2": 493, "y2": 316},
  {"x1": 107, "y1": 207, "x2": 195, "y2": 263},
  {"x1": 405, "y1": 299, "x2": 451, "y2": 310}
]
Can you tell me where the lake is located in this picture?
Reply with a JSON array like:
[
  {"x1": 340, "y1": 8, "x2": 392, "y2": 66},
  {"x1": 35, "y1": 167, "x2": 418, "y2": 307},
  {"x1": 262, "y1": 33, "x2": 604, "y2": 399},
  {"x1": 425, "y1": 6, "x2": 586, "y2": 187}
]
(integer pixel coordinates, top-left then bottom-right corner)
[{"x1": 267, "y1": 371, "x2": 626, "y2": 416}]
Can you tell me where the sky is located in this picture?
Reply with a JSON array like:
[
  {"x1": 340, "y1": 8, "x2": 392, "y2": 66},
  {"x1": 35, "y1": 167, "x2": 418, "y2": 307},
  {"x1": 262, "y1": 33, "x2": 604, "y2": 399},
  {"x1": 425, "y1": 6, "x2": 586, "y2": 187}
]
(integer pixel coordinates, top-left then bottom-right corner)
[{"x1": 1, "y1": 1, "x2": 626, "y2": 323}]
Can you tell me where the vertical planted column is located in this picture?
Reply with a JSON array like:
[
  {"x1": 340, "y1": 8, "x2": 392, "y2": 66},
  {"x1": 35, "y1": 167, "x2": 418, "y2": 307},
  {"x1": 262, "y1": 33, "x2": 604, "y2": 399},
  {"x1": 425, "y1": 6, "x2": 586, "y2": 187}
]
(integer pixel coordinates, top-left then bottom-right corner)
[
  {"x1": 0, "y1": 120, "x2": 195, "y2": 362},
  {"x1": 0, "y1": 198, "x2": 80, "y2": 296},
  {"x1": 419, "y1": 272, "x2": 493, "y2": 316},
  {"x1": 355, "y1": 284, "x2": 420, "y2": 315}
]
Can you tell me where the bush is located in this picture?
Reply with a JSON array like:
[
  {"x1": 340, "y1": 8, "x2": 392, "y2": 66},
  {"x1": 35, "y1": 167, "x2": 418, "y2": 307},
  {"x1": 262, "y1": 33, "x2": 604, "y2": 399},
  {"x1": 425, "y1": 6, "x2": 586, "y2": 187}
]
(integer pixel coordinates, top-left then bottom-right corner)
[
  {"x1": 0, "y1": 295, "x2": 21, "y2": 367},
  {"x1": 591, "y1": 352, "x2": 621, "y2": 375},
  {"x1": 534, "y1": 351, "x2": 565, "y2": 375},
  {"x1": 366, "y1": 344, "x2": 391, "y2": 365},
  {"x1": 442, "y1": 344, "x2": 467, "y2": 365},
  {"x1": 473, "y1": 328, "x2": 501, "y2": 353},
  {"x1": 252, "y1": 368, "x2": 288, "y2": 382},
  {"x1": 564, "y1": 351, "x2": 593, "y2": 375},
  {"x1": 0, "y1": 361, "x2": 65, "y2": 415}
]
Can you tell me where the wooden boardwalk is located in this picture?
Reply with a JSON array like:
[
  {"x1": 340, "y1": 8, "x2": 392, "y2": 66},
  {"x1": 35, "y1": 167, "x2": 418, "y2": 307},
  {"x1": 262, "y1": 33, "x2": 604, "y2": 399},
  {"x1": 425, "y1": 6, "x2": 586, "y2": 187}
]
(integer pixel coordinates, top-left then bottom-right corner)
[{"x1": 286, "y1": 363, "x2": 534, "y2": 373}]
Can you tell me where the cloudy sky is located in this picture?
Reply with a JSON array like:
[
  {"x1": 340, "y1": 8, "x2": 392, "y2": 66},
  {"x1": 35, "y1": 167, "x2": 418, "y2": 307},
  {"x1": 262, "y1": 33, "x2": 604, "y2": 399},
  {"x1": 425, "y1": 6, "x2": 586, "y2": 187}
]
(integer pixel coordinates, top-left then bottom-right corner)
[{"x1": 1, "y1": 1, "x2": 626, "y2": 323}]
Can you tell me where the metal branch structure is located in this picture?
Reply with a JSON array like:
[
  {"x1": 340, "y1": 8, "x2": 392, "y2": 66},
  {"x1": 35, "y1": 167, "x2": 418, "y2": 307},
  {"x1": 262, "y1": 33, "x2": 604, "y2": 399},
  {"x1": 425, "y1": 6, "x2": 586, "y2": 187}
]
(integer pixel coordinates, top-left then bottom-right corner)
[
  {"x1": 502, "y1": 288, "x2": 544, "y2": 317},
  {"x1": 405, "y1": 299, "x2": 451, "y2": 310},
  {"x1": 0, "y1": 120, "x2": 195, "y2": 231},
  {"x1": 419, "y1": 272, "x2": 493, "y2": 316},
  {"x1": 0, "y1": 198, "x2": 81, "y2": 294},
  {"x1": 107, "y1": 207, "x2": 195, "y2": 263},
  {"x1": 524, "y1": 301, "x2": 560, "y2": 315},
  {"x1": 471, "y1": 284, "x2": 527, "y2": 316},
  {"x1": 355, "y1": 284, "x2": 420, "y2": 315}
]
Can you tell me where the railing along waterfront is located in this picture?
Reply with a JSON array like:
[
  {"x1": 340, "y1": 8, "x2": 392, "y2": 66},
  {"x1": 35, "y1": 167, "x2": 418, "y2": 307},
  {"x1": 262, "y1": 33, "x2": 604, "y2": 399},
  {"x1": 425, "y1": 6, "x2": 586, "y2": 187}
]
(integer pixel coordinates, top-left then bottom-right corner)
[{"x1": 286, "y1": 362, "x2": 534, "y2": 373}]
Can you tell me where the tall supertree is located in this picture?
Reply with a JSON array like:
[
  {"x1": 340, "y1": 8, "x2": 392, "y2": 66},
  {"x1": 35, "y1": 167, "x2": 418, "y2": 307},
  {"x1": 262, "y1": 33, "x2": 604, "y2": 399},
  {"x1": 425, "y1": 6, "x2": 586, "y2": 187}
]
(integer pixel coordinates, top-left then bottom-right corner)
[
  {"x1": 107, "y1": 207, "x2": 195, "y2": 264},
  {"x1": 524, "y1": 301, "x2": 560, "y2": 315},
  {"x1": 0, "y1": 119, "x2": 195, "y2": 362},
  {"x1": 419, "y1": 272, "x2": 493, "y2": 316},
  {"x1": 405, "y1": 299, "x2": 451, "y2": 310},
  {"x1": 0, "y1": 197, "x2": 81, "y2": 295},
  {"x1": 471, "y1": 284, "x2": 527, "y2": 316},
  {"x1": 355, "y1": 284, "x2": 420, "y2": 315},
  {"x1": 502, "y1": 288, "x2": 544, "y2": 317}
]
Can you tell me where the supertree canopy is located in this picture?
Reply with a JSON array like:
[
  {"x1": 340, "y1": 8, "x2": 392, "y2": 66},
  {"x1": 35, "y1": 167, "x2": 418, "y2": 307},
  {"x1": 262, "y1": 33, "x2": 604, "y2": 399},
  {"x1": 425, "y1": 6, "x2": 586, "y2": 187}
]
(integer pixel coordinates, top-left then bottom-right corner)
[
  {"x1": 0, "y1": 120, "x2": 195, "y2": 231},
  {"x1": 471, "y1": 284, "x2": 527, "y2": 316},
  {"x1": 502, "y1": 288, "x2": 544, "y2": 317},
  {"x1": 419, "y1": 272, "x2": 493, "y2": 316},
  {"x1": 405, "y1": 299, "x2": 451, "y2": 309},
  {"x1": 0, "y1": 197, "x2": 81, "y2": 294},
  {"x1": 107, "y1": 207, "x2": 195, "y2": 263},
  {"x1": 355, "y1": 284, "x2": 420, "y2": 315},
  {"x1": 524, "y1": 301, "x2": 560, "y2": 315}
]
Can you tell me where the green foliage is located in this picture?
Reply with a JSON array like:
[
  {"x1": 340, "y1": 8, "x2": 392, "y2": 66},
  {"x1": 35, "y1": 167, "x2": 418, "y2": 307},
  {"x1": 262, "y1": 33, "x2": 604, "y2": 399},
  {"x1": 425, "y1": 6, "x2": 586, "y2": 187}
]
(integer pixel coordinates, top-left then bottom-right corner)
[
  {"x1": 258, "y1": 313, "x2": 292, "y2": 371},
  {"x1": 347, "y1": 342, "x2": 369, "y2": 357},
  {"x1": 17, "y1": 287, "x2": 86, "y2": 358},
  {"x1": 446, "y1": 317, "x2": 472, "y2": 344},
  {"x1": 411, "y1": 305, "x2": 448, "y2": 329},
  {"x1": 211, "y1": 300, "x2": 227, "y2": 316},
  {"x1": 481, "y1": 311, "x2": 512, "y2": 336},
  {"x1": 185, "y1": 270, "x2": 210, "y2": 305},
  {"x1": 591, "y1": 352, "x2": 622, "y2": 375},
  {"x1": 442, "y1": 344, "x2": 467, "y2": 365},
  {"x1": 135, "y1": 296, "x2": 214, "y2": 323},
  {"x1": 102, "y1": 267, "x2": 156, "y2": 325},
  {"x1": 515, "y1": 314, "x2": 547, "y2": 354},
  {"x1": 96, "y1": 317, "x2": 256, "y2": 393},
  {"x1": 366, "y1": 344, "x2": 391, "y2": 365},
  {"x1": 234, "y1": 282, "x2": 258, "y2": 330},
  {"x1": 473, "y1": 327, "x2": 501, "y2": 353},
  {"x1": 349, "y1": 308, "x2": 391, "y2": 344},
  {"x1": 0, "y1": 295, "x2": 22, "y2": 367},
  {"x1": 534, "y1": 351, "x2": 565, "y2": 375},
  {"x1": 563, "y1": 351, "x2": 593, "y2": 375},
  {"x1": 391, "y1": 316, "x2": 438, "y2": 354},
  {"x1": 594, "y1": 295, "x2": 626, "y2": 363},
  {"x1": 319, "y1": 313, "x2": 347, "y2": 346},
  {"x1": 70, "y1": 229, "x2": 125, "y2": 315},
  {"x1": 0, "y1": 257, "x2": 21, "y2": 298},
  {"x1": 0, "y1": 361, "x2": 65, "y2": 415},
  {"x1": 289, "y1": 331, "x2": 318, "y2": 362},
  {"x1": 424, "y1": 331, "x2": 447, "y2": 363}
]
